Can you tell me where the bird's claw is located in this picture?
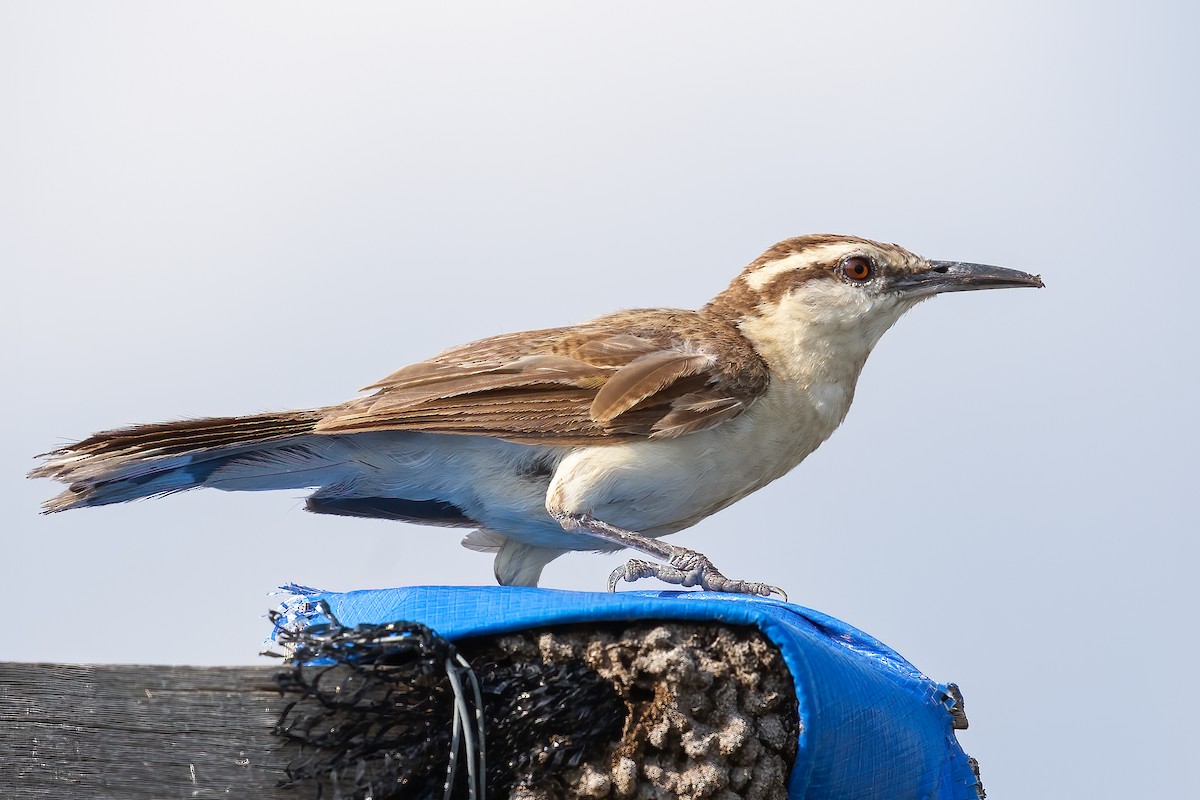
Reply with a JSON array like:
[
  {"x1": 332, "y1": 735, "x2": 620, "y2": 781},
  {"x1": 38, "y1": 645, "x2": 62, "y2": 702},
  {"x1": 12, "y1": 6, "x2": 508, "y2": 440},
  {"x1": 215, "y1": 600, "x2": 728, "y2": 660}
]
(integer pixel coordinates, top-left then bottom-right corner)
[
  {"x1": 607, "y1": 559, "x2": 660, "y2": 592},
  {"x1": 608, "y1": 555, "x2": 787, "y2": 601},
  {"x1": 762, "y1": 584, "x2": 789, "y2": 602}
]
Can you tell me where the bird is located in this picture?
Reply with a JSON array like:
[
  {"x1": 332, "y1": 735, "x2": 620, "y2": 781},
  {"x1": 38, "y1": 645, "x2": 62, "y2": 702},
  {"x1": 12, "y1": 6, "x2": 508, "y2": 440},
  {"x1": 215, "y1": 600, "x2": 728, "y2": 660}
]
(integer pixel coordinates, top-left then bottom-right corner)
[{"x1": 30, "y1": 234, "x2": 1043, "y2": 597}]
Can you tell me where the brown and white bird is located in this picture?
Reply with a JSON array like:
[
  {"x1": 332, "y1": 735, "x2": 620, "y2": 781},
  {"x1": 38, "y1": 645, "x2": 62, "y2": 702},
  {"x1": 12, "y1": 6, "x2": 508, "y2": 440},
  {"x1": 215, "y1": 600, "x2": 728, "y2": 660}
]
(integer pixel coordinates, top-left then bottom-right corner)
[{"x1": 31, "y1": 234, "x2": 1042, "y2": 596}]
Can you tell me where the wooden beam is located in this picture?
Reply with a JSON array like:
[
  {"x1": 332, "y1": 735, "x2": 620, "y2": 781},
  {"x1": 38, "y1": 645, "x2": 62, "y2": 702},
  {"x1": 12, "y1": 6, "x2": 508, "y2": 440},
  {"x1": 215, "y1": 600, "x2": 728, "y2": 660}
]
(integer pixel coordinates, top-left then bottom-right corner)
[{"x1": 0, "y1": 663, "x2": 288, "y2": 799}]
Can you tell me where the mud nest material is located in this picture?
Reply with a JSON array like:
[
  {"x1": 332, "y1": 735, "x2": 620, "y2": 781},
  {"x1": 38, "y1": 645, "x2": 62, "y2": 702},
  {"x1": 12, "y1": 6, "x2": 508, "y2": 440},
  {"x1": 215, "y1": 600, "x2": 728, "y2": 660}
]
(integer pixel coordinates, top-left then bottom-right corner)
[
  {"x1": 273, "y1": 615, "x2": 798, "y2": 800},
  {"x1": 473, "y1": 622, "x2": 800, "y2": 800}
]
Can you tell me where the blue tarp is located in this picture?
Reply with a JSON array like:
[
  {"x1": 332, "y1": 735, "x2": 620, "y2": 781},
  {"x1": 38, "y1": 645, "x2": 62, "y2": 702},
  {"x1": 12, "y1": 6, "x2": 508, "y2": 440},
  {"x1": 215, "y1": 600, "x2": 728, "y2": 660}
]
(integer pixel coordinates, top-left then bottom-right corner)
[{"x1": 276, "y1": 585, "x2": 979, "y2": 800}]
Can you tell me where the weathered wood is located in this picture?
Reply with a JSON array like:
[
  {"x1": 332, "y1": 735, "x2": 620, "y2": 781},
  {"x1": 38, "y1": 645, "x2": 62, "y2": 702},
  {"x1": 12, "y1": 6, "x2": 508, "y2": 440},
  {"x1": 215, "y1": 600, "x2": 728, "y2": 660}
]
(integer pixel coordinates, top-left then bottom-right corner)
[{"x1": 0, "y1": 663, "x2": 288, "y2": 799}]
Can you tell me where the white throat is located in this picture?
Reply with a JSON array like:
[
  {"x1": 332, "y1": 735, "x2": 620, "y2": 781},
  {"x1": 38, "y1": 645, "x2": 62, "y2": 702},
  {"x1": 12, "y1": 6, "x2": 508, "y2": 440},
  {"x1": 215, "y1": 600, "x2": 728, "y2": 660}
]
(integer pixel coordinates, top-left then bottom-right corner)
[{"x1": 737, "y1": 281, "x2": 915, "y2": 428}]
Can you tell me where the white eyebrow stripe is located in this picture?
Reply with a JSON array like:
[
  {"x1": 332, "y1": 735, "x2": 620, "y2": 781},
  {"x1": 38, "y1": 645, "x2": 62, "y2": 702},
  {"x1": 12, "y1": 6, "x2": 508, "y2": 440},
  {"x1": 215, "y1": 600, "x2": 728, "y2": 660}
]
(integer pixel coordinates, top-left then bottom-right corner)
[{"x1": 742, "y1": 243, "x2": 861, "y2": 291}]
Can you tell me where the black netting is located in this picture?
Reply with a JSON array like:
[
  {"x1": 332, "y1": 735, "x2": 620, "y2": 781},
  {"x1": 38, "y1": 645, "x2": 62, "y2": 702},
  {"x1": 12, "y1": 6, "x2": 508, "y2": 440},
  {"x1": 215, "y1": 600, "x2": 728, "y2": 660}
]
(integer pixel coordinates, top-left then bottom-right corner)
[
  {"x1": 269, "y1": 606, "x2": 625, "y2": 800},
  {"x1": 478, "y1": 659, "x2": 628, "y2": 793}
]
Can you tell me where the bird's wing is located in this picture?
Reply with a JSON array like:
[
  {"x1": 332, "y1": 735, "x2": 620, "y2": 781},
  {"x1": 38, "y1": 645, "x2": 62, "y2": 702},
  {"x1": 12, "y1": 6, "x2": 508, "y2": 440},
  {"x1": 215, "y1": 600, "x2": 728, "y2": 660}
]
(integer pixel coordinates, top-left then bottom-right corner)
[{"x1": 314, "y1": 310, "x2": 770, "y2": 444}]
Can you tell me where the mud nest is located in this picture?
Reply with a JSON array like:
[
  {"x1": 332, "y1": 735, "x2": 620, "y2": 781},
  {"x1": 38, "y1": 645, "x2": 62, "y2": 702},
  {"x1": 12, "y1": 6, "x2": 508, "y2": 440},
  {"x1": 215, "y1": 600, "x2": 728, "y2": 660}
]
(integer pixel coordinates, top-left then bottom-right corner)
[
  {"x1": 273, "y1": 614, "x2": 798, "y2": 800},
  {"x1": 475, "y1": 622, "x2": 800, "y2": 800}
]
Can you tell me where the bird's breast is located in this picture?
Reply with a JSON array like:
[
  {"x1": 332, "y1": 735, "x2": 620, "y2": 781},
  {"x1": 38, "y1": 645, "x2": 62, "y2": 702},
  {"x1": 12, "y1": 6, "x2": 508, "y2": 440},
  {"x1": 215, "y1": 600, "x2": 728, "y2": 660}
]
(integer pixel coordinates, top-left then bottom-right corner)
[
  {"x1": 723, "y1": 375, "x2": 852, "y2": 481},
  {"x1": 547, "y1": 375, "x2": 853, "y2": 534}
]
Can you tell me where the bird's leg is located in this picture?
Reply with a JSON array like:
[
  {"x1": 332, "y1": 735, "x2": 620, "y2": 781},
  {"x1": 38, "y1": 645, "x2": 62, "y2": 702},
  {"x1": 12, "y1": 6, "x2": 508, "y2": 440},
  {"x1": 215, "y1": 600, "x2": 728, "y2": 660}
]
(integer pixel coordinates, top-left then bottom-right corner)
[{"x1": 553, "y1": 512, "x2": 786, "y2": 600}]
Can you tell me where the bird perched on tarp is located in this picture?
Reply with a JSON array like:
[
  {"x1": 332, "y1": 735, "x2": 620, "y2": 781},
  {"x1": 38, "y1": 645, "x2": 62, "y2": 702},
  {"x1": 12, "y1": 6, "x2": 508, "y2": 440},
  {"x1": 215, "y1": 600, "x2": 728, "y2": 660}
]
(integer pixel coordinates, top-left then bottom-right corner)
[{"x1": 31, "y1": 234, "x2": 1042, "y2": 596}]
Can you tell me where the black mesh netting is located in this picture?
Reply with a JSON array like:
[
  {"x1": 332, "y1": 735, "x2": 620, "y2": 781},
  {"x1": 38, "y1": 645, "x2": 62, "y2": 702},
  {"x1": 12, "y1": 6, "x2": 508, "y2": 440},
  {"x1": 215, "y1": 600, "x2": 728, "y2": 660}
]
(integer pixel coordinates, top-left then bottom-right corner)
[{"x1": 269, "y1": 605, "x2": 626, "y2": 800}]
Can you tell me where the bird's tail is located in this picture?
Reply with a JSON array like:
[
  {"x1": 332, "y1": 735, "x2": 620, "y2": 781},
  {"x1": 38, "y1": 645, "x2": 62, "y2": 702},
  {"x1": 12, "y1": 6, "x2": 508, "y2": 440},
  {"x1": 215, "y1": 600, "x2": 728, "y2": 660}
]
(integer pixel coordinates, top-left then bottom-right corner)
[{"x1": 30, "y1": 409, "x2": 335, "y2": 512}]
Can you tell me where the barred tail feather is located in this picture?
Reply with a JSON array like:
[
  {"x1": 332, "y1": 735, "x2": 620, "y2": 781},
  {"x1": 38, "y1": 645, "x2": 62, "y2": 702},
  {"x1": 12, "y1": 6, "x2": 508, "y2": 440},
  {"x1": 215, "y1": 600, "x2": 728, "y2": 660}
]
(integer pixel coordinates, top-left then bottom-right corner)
[{"x1": 30, "y1": 410, "x2": 330, "y2": 512}]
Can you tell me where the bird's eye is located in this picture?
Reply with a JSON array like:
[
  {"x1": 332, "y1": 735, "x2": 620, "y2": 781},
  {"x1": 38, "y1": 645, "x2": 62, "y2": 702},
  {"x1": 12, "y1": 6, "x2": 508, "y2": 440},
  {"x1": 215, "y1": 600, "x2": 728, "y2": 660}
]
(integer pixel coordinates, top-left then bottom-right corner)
[{"x1": 842, "y1": 257, "x2": 873, "y2": 282}]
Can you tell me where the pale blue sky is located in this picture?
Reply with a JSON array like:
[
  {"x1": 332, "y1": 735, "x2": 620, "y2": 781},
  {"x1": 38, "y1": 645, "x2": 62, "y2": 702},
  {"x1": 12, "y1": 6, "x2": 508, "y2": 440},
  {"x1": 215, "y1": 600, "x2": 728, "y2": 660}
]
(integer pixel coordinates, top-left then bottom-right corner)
[{"x1": 2, "y1": 2, "x2": 1196, "y2": 797}]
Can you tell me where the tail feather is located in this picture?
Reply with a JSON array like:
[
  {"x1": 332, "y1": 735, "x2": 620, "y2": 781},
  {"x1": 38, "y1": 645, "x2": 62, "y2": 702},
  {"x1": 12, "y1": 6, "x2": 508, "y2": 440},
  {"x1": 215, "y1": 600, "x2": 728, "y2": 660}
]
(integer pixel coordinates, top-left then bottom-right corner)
[{"x1": 30, "y1": 410, "x2": 328, "y2": 512}]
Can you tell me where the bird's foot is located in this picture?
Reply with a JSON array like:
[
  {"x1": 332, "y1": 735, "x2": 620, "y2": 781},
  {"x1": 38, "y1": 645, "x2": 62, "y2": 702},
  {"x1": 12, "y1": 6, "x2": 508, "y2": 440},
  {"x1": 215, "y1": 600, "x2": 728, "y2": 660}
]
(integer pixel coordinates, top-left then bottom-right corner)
[
  {"x1": 553, "y1": 512, "x2": 787, "y2": 600},
  {"x1": 608, "y1": 554, "x2": 787, "y2": 601}
]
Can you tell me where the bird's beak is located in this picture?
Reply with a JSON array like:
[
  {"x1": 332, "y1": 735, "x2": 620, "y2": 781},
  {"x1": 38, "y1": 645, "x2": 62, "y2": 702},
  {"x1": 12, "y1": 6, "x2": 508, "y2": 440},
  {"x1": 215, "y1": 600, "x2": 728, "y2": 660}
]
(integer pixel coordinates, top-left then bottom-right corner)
[{"x1": 893, "y1": 261, "x2": 1045, "y2": 299}]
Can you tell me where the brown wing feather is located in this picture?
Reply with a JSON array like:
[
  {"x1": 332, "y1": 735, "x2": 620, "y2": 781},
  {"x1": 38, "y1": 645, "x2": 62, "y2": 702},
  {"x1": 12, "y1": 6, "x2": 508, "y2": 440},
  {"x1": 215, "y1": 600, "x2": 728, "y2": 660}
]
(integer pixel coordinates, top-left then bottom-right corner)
[
  {"x1": 315, "y1": 310, "x2": 770, "y2": 444},
  {"x1": 571, "y1": 334, "x2": 661, "y2": 366},
  {"x1": 346, "y1": 355, "x2": 609, "y2": 420},
  {"x1": 649, "y1": 392, "x2": 746, "y2": 439},
  {"x1": 589, "y1": 351, "x2": 715, "y2": 423}
]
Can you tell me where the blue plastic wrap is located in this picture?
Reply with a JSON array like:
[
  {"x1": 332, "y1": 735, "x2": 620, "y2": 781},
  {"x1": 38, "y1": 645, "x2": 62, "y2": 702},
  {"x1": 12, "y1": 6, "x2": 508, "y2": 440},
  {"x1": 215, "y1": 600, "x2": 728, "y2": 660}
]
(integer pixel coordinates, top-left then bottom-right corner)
[{"x1": 276, "y1": 585, "x2": 978, "y2": 799}]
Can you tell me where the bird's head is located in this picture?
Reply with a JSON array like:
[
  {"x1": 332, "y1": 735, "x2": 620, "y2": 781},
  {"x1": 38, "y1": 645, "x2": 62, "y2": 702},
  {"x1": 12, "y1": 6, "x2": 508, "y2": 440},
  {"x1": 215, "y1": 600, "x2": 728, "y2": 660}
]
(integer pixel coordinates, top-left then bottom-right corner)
[{"x1": 704, "y1": 234, "x2": 1043, "y2": 376}]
